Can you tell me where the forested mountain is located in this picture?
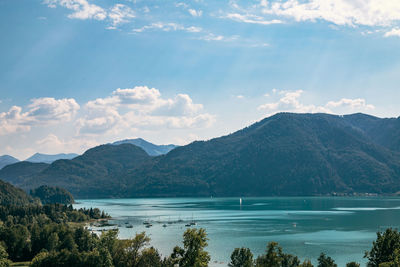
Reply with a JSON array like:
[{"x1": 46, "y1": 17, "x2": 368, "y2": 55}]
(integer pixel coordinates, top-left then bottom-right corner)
[
  {"x1": 26, "y1": 153, "x2": 79, "y2": 163},
  {"x1": 30, "y1": 185, "x2": 74, "y2": 204},
  {"x1": 112, "y1": 138, "x2": 177, "y2": 156},
  {"x1": 0, "y1": 179, "x2": 33, "y2": 205},
  {"x1": 19, "y1": 144, "x2": 150, "y2": 198},
  {"x1": 0, "y1": 161, "x2": 49, "y2": 185},
  {"x1": 343, "y1": 113, "x2": 400, "y2": 152},
  {"x1": 2, "y1": 113, "x2": 400, "y2": 198},
  {"x1": 0, "y1": 155, "x2": 19, "y2": 170},
  {"x1": 120, "y1": 113, "x2": 400, "y2": 197}
]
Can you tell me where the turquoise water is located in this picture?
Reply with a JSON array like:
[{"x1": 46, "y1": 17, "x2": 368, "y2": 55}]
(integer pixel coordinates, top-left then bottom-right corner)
[{"x1": 74, "y1": 197, "x2": 400, "y2": 266}]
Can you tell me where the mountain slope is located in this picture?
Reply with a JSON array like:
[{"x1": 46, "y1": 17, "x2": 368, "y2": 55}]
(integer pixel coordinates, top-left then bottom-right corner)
[
  {"x1": 343, "y1": 113, "x2": 400, "y2": 152},
  {"x1": 0, "y1": 161, "x2": 49, "y2": 186},
  {"x1": 120, "y1": 113, "x2": 400, "y2": 197},
  {"x1": 26, "y1": 153, "x2": 79, "y2": 164},
  {"x1": 0, "y1": 155, "x2": 19, "y2": 170},
  {"x1": 0, "y1": 179, "x2": 33, "y2": 205},
  {"x1": 4, "y1": 113, "x2": 400, "y2": 198},
  {"x1": 22, "y1": 144, "x2": 151, "y2": 198},
  {"x1": 112, "y1": 138, "x2": 177, "y2": 156},
  {"x1": 30, "y1": 185, "x2": 74, "y2": 204}
]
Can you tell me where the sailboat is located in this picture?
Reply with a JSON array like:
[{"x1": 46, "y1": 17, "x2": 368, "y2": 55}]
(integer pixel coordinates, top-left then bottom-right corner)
[{"x1": 240, "y1": 198, "x2": 242, "y2": 205}]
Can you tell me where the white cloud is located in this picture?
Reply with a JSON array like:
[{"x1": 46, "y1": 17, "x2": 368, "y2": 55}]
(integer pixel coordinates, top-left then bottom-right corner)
[
  {"x1": 261, "y1": 0, "x2": 400, "y2": 27},
  {"x1": 224, "y1": 13, "x2": 282, "y2": 25},
  {"x1": 188, "y1": 9, "x2": 203, "y2": 17},
  {"x1": 132, "y1": 22, "x2": 202, "y2": 33},
  {"x1": 258, "y1": 89, "x2": 375, "y2": 115},
  {"x1": 44, "y1": 0, "x2": 134, "y2": 28},
  {"x1": 78, "y1": 86, "x2": 215, "y2": 134},
  {"x1": 108, "y1": 4, "x2": 135, "y2": 27},
  {"x1": 384, "y1": 28, "x2": 400, "y2": 37},
  {"x1": 176, "y1": 2, "x2": 189, "y2": 9},
  {"x1": 197, "y1": 33, "x2": 239, "y2": 42},
  {"x1": 236, "y1": 95, "x2": 245, "y2": 99},
  {"x1": 27, "y1": 97, "x2": 80, "y2": 123},
  {"x1": 0, "y1": 98, "x2": 80, "y2": 136},
  {"x1": 325, "y1": 98, "x2": 375, "y2": 110},
  {"x1": 44, "y1": 0, "x2": 107, "y2": 20},
  {"x1": 0, "y1": 106, "x2": 30, "y2": 135},
  {"x1": 35, "y1": 133, "x2": 98, "y2": 155}
]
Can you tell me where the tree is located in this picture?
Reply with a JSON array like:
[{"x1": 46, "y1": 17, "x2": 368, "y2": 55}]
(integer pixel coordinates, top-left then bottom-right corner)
[
  {"x1": 0, "y1": 243, "x2": 11, "y2": 267},
  {"x1": 256, "y1": 242, "x2": 283, "y2": 267},
  {"x1": 137, "y1": 247, "x2": 162, "y2": 267},
  {"x1": 365, "y1": 228, "x2": 400, "y2": 267},
  {"x1": 299, "y1": 260, "x2": 313, "y2": 267},
  {"x1": 346, "y1": 262, "x2": 360, "y2": 267},
  {"x1": 229, "y1": 247, "x2": 254, "y2": 267},
  {"x1": 47, "y1": 232, "x2": 60, "y2": 252},
  {"x1": 169, "y1": 228, "x2": 210, "y2": 267},
  {"x1": 317, "y1": 253, "x2": 337, "y2": 267}
]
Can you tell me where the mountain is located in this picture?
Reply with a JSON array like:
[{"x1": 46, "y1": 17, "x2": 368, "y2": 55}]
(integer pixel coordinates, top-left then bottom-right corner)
[
  {"x1": 112, "y1": 138, "x2": 177, "y2": 156},
  {"x1": 119, "y1": 113, "x2": 400, "y2": 197},
  {"x1": 30, "y1": 185, "x2": 74, "y2": 204},
  {"x1": 343, "y1": 113, "x2": 400, "y2": 152},
  {"x1": 26, "y1": 153, "x2": 79, "y2": 164},
  {"x1": 0, "y1": 161, "x2": 49, "y2": 186},
  {"x1": 0, "y1": 179, "x2": 33, "y2": 205},
  {"x1": 0, "y1": 155, "x2": 19, "y2": 170},
  {"x1": 20, "y1": 144, "x2": 151, "y2": 198},
  {"x1": 3, "y1": 113, "x2": 400, "y2": 198}
]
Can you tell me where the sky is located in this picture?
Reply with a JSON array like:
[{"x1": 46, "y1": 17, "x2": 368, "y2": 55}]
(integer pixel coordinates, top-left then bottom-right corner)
[{"x1": 1, "y1": 0, "x2": 400, "y2": 159}]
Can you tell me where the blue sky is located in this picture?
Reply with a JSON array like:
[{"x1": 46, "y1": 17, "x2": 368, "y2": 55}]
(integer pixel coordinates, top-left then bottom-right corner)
[{"x1": 1, "y1": 0, "x2": 400, "y2": 159}]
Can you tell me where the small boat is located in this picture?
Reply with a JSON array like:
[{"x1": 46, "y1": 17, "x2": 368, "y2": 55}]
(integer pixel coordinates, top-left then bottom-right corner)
[
  {"x1": 185, "y1": 223, "x2": 191, "y2": 227},
  {"x1": 162, "y1": 224, "x2": 167, "y2": 227},
  {"x1": 126, "y1": 225, "x2": 133, "y2": 228},
  {"x1": 145, "y1": 224, "x2": 153, "y2": 228},
  {"x1": 143, "y1": 221, "x2": 150, "y2": 225}
]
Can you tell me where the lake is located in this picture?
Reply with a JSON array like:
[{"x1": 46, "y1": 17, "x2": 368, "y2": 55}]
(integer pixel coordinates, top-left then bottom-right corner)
[{"x1": 74, "y1": 197, "x2": 400, "y2": 266}]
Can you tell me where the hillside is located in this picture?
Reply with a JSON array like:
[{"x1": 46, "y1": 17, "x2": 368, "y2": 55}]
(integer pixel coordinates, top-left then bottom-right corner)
[
  {"x1": 343, "y1": 113, "x2": 400, "y2": 152},
  {"x1": 2, "y1": 113, "x2": 400, "y2": 198},
  {"x1": 0, "y1": 161, "x2": 49, "y2": 186},
  {"x1": 26, "y1": 152, "x2": 79, "y2": 163},
  {"x1": 0, "y1": 155, "x2": 19, "y2": 170},
  {"x1": 0, "y1": 179, "x2": 33, "y2": 205},
  {"x1": 120, "y1": 113, "x2": 400, "y2": 197},
  {"x1": 30, "y1": 185, "x2": 74, "y2": 204},
  {"x1": 21, "y1": 144, "x2": 151, "y2": 198},
  {"x1": 112, "y1": 138, "x2": 178, "y2": 156}
]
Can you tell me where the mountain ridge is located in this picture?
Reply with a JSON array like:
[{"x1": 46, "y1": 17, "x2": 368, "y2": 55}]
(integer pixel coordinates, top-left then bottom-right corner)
[
  {"x1": 0, "y1": 155, "x2": 19, "y2": 170},
  {"x1": 1, "y1": 112, "x2": 400, "y2": 198},
  {"x1": 112, "y1": 138, "x2": 178, "y2": 156},
  {"x1": 26, "y1": 153, "x2": 79, "y2": 164}
]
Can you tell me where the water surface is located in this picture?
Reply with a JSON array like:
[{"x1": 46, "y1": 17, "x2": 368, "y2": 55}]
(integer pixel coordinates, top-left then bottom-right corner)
[{"x1": 74, "y1": 197, "x2": 400, "y2": 266}]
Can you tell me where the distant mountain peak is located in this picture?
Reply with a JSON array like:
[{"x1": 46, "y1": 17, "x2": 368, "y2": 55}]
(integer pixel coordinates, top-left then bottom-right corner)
[
  {"x1": 0, "y1": 155, "x2": 20, "y2": 170},
  {"x1": 25, "y1": 153, "x2": 79, "y2": 164},
  {"x1": 112, "y1": 138, "x2": 178, "y2": 156}
]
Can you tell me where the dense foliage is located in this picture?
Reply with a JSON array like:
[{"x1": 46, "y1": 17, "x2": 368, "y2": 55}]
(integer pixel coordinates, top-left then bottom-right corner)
[
  {"x1": 2, "y1": 113, "x2": 400, "y2": 198},
  {"x1": 0, "y1": 162, "x2": 49, "y2": 186},
  {"x1": 0, "y1": 179, "x2": 34, "y2": 206},
  {"x1": 0, "y1": 202, "x2": 108, "y2": 263},
  {"x1": 30, "y1": 185, "x2": 74, "y2": 204}
]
